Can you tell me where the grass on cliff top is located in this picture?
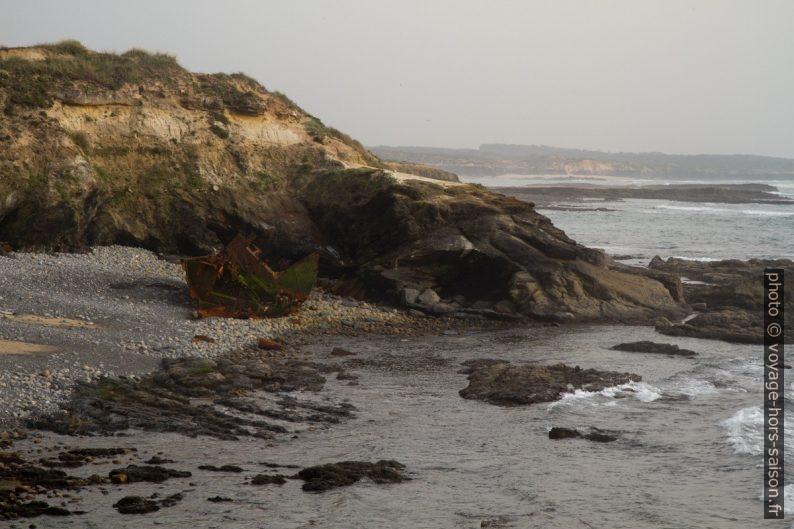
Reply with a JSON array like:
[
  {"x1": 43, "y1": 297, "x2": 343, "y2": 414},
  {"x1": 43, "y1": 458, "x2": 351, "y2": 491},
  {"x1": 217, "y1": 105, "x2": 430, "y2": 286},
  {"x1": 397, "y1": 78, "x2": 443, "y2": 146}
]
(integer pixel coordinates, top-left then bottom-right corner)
[
  {"x1": 304, "y1": 117, "x2": 381, "y2": 166},
  {"x1": 302, "y1": 167, "x2": 396, "y2": 207},
  {"x1": 0, "y1": 40, "x2": 184, "y2": 108},
  {"x1": 196, "y1": 73, "x2": 265, "y2": 115}
]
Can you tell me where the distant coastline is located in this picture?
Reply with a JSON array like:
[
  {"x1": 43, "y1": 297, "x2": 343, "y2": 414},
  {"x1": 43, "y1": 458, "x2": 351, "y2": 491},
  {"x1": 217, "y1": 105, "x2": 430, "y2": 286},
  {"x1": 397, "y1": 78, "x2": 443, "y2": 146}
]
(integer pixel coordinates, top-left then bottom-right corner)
[{"x1": 371, "y1": 144, "x2": 794, "y2": 179}]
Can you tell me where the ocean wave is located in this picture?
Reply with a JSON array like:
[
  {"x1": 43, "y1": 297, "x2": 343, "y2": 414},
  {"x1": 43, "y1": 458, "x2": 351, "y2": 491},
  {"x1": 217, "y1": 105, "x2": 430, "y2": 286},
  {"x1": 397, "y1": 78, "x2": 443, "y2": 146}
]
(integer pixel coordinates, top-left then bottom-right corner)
[
  {"x1": 721, "y1": 407, "x2": 764, "y2": 455},
  {"x1": 655, "y1": 204, "x2": 729, "y2": 213},
  {"x1": 670, "y1": 256, "x2": 722, "y2": 262},
  {"x1": 721, "y1": 406, "x2": 794, "y2": 456},
  {"x1": 740, "y1": 209, "x2": 794, "y2": 217},
  {"x1": 547, "y1": 381, "x2": 661, "y2": 410},
  {"x1": 666, "y1": 377, "x2": 717, "y2": 397}
]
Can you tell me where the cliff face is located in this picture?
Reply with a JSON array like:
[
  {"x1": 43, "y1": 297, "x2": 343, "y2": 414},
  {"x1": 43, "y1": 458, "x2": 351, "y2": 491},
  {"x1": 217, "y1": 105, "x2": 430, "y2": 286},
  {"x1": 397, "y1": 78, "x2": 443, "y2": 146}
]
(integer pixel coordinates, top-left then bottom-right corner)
[
  {"x1": 0, "y1": 42, "x2": 686, "y2": 322},
  {"x1": 0, "y1": 42, "x2": 380, "y2": 255}
]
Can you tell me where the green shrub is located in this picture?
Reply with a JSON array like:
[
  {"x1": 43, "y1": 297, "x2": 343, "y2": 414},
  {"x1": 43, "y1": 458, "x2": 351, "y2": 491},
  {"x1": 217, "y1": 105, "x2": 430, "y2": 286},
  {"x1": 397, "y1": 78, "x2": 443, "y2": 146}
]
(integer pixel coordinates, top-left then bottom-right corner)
[
  {"x1": 198, "y1": 74, "x2": 264, "y2": 115},
  {"x1": 270, "y1": 91, "x2": 301, "y2": 111},
  {"x1": 40, "y1": 39, "x2": 88, "y2": 56},
  {"x1": 209, "y1": 124, "x2": 229, "y2": 139},
  {"x1": 68, "y1": 131, "x2": 90, "y2": 152},
  {"x1": 211, "y1": 111, "x2": 230, "y2": 125}
]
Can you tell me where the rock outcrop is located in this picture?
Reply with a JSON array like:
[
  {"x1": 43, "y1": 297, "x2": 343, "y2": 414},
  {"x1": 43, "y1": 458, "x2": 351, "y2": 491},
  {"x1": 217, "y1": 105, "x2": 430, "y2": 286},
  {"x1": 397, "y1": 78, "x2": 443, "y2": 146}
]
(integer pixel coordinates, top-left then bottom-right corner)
[
  {"x1": 459, "y1": 360, "x2": 640, "y2": 405},
  {"x1": 611, "y1": 341, "x2": 697, "y2": 357},
  {"x1": 0, "y1": 42, "x2": 687, "y2": 322},
  {"x1": 649, "y1": 257, "x2": 793, "y2": 343},
  {"x1": 31, "y1": 356, "x2": 353, "y2": 439},
  {"x1": 296, "y1": 460, "x2": 409, "y2": 492},
  {"x1": 548, "y1": 426, "x2": 618, "y2": 442}
]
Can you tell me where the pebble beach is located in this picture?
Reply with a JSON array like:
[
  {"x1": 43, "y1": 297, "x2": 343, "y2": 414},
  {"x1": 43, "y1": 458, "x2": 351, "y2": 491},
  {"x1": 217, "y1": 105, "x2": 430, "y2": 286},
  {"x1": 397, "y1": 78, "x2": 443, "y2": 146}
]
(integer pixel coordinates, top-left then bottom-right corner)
[{"x1": 0, "y1": 246, "x2": 485, "y2": 427}]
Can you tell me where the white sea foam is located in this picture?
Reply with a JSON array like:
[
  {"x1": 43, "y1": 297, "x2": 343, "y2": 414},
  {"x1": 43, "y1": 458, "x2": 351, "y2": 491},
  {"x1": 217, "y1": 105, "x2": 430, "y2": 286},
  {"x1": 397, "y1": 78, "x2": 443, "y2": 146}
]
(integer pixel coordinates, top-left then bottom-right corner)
[
  {"x1": 721, "y1": 407, "x2": 794, "y2": 456},
  {"x1": 655, "y1": 204, "x2": 729, "y2": 213},
  {"x1": 670, "y1": 256, "x2": 722, "y2": 262},
  {"x1": 547, "y1": 380, "x2": 661, "y2": 410},
  {"x1": 740, "y1": 209, "x2": 794, "y2": 217},
  {"x1": 722, "y1": 407, "x2": 763, "y2": 455},
  {"x1": 667, "y1": 377, "x2": 717, "y2": 397}
]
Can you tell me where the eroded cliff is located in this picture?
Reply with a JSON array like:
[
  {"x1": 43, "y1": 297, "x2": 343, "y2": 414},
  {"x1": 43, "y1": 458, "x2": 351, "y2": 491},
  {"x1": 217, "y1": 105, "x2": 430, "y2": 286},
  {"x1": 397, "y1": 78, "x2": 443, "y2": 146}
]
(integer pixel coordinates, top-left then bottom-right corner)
[{"x1": 0, "y1": 42, "x2": 686, "y2": 322}]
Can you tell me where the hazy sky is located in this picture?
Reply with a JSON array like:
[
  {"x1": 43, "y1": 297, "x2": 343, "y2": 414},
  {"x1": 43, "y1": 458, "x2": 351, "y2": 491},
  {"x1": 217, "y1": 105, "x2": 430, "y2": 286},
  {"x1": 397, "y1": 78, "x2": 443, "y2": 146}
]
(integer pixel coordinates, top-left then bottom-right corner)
[{"x1": 2, "y1": 0, "x2": 793, "y2": 157}]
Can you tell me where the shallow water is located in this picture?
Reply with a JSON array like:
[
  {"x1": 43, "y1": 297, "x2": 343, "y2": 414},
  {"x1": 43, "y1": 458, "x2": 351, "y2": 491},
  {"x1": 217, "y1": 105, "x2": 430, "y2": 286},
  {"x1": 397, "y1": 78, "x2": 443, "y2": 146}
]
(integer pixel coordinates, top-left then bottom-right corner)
[{"x1": 17, "y1": 324, "x2": 787, "y2": 528}]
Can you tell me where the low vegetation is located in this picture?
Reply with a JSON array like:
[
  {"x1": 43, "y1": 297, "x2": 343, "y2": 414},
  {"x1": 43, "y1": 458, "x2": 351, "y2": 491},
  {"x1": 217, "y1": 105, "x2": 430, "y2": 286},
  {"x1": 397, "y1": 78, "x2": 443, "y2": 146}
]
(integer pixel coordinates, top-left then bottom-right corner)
[
  {"x1": 0, "y1": 40, "x2": 183, "y2": 112},
  {"x1": 197, "y1": 73, "x2": 264, "y2": 115}
]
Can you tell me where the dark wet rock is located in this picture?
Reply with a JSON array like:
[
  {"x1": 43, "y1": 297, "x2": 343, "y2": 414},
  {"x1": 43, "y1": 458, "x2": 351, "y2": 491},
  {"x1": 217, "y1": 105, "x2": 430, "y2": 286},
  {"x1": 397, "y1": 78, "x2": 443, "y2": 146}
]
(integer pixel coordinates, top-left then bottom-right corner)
[
  {"x1": 548, "y1": 427, "x2": 581, "y2": 440},
  {"x1": 457, "y1": 358, "x2": 510, "y2": 375},
  {"x1": 113, "y1": 493, "x2": 183, "y2": 514},
  {"x1": 109, "y1": 465, "x2": 191, "y2": 484},
  {"x1": 459, "y1": 362, "x2": 640, "y2": 406},
  {"x1": 2, "y1": 500, "x2": 72, "y2": 518},
  {"x1": 611, "y1": 341, "x2": 697, "y2": 357},
  {"x1": 260, "y1": 462, "x2": 300, "y2": 469},
  {"x1": 144, "y1": 456, "x2": 174, "y2": 465},
  {"x1": 158, "y1": 493, "x2": 184, "y2": 508},
  {"x1": 480, "y1": 515, "x2": 514, "y2": 528},
  {"x1": 658, "y1": 394, "x2": 691, "y2": 402},
  {"x1": 207, "y1": 496, "x2": 234, "y2": 502},
  {"x1": 0, "y1": 462, "x2": 74, "y2": 489},
  {"x1": 251, "y1": 474, "x2": 287, "y2": 485},
  {"x1": 657, "y1": 309, "x2": 763, "y2": 344},
  {"x1": 584, "y1": 431, "x2": 618, "y2": 443},
  {"x1": 41, "y1": 446, "x2": 135, "y2": 468},
  {"x1": 40, "y1": 457, "x2": 84, "y2": 469},
  {"x1": 296, "y1": 460, "x2": 409, "y2": 492},
  {"x1": 330, "y1": 347, "x2": 356, "y2": 357},
  {"x1": 0, "y1": 430, "x2": 26, "y2": 450},
  {"x1": 649, "y1": 257, "x2": 793, "y2": 344},
  {"x1": 31, "y1": 357, "x2": 345, "y2": 440},
  {"x1": 198, "y1": 465, "x2": 243, "y2": 473},
  {"x1": 548, "y1": 427, "x2": 618, "y2": 442},
  {"x1": 0, "y1": 452, "x2": 88, "y2": 520},
  {"x1": 214, "y1": 395, "x2": 353, "y2": 425},
  {"x1": 67, "y1": 447, "x2": 133, "y2": 458},
  {"x1": 113, "y1": 496, "x2": 159, "y2": 514}
]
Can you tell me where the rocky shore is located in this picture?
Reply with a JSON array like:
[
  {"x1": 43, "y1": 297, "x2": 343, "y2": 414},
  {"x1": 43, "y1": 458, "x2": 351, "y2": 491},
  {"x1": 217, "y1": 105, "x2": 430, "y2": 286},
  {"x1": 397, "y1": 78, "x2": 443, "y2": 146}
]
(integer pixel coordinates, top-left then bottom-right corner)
[
  {"x1": 0, "y1": 245, "x2": 784, "y2": 525},
  {"x1": 1, "y1": 43, "x2": 688, "y2": 325},
  {"x1": 499, "y1": 183, "x2": 794, "y2": 206},
  {"x1": 648, "y1": 256, "x2": 793, "y2": 344},
  {"x1": 0, "y1": 245, "x2": 503, "y2": 427},
  {"x1": 0, "y1": 42, "x2": 788, "y2": 527}
]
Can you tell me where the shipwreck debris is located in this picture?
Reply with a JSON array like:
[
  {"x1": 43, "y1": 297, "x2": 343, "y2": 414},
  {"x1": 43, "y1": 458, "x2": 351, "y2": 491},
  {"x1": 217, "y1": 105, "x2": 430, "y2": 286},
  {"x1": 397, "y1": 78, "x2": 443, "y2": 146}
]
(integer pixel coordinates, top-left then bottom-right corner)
[
  {"x1": 181, "y1": 234, "x2": 318, "y2": 318},
  {"x1": 257, "y1": 338, "x2": 283, "y2": 351}
]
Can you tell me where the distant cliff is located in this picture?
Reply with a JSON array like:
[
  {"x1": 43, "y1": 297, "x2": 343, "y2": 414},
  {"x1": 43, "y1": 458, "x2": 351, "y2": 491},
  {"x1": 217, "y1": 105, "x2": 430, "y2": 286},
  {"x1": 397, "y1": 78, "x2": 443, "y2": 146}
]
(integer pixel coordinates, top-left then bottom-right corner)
[{"x1": 371, "y1": 144, "x2": 794, "y2": 178}]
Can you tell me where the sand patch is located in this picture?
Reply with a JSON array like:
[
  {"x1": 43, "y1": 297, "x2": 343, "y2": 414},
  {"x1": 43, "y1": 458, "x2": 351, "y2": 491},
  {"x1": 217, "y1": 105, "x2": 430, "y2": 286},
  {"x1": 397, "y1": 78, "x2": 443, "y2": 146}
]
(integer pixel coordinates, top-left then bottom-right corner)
[
  {"x1": 0, "y1": 312, "x2": 96, "y2": 329},
  {"x1": 0, "y1": 340, "x2": 58, "y2": 356}
]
